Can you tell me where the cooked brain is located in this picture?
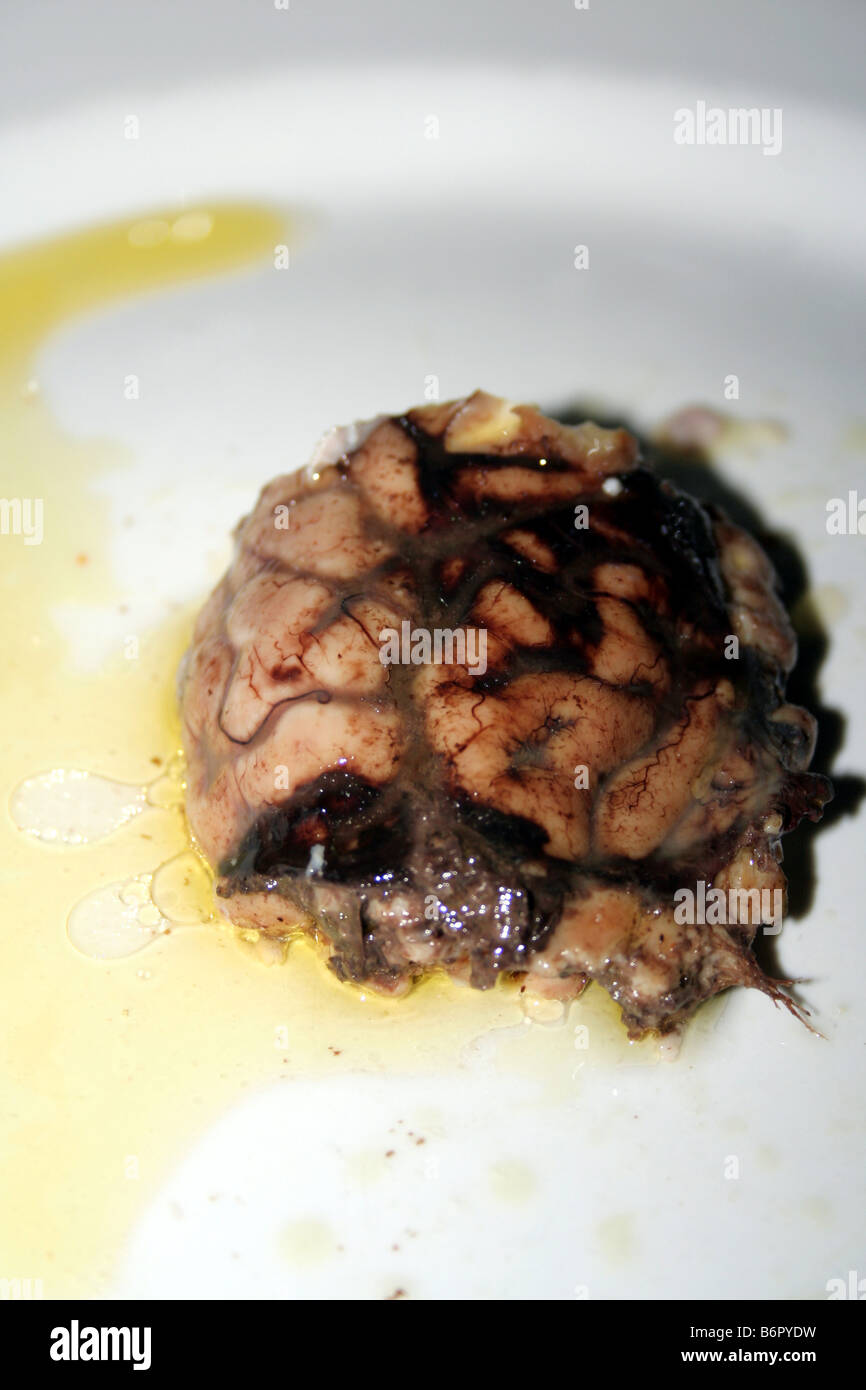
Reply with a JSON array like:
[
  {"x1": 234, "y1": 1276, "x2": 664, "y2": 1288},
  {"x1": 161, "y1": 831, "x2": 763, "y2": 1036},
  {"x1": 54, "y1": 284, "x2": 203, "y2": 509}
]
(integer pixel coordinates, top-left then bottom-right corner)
[{"x1": 179, "y1": 391, "x2": 830, "y2": 1036}]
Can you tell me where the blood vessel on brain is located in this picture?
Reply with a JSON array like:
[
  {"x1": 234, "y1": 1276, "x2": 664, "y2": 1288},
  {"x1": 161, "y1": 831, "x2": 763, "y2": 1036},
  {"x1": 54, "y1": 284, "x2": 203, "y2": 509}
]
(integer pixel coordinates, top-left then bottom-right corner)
[{"x1": 179, "y1": 392, "x2": 830, "y2": 1037}]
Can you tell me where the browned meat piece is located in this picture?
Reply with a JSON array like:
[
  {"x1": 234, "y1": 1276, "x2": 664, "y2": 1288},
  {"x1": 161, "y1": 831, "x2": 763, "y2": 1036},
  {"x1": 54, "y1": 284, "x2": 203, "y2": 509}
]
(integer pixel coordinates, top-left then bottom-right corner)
[{"x1": 178, "y1": 391, "x2": 830, "y2": 1036}]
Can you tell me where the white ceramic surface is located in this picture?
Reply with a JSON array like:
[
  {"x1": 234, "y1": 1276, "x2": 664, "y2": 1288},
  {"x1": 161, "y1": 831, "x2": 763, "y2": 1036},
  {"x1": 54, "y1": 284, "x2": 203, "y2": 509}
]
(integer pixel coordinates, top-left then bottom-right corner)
[{"x1": 1, "y1": 1, "x2": 863, "y2": 1300}]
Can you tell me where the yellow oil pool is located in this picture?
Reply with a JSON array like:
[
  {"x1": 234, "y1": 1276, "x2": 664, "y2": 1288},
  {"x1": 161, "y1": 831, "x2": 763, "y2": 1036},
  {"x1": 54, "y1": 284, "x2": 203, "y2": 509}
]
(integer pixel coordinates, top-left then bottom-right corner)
[{"x1": 0, "y1": 204, "x2": 657, "y2": 1299}]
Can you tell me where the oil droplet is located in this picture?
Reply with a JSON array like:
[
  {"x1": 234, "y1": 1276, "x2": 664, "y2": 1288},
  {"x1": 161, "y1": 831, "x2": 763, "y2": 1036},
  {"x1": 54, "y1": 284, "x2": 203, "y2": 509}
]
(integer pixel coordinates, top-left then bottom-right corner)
[
  {"x1": 145, "y1": 755, "x2": 187, "y2": 811},
  {"x1": 518, "y1": 991, "x2": 568, "y2": 1027},
  {"x1": 67, "y1": 851, "x2": 214, "y2": 960},
  {"x1": 67, "y1": 873, "x2": 170, "y2": 959},
  {"x1": 170, "y1": 211, "x2": 214, "y2": 244},
  {"x1": 150, "y1": 851, "x2": 215, "y2": 925},
  {"x1": 11, "y1": 753, "x2": 187, "y2": 846},
  {"x1": 10, "y1": 768, "x2": 148, "y2": 845}
]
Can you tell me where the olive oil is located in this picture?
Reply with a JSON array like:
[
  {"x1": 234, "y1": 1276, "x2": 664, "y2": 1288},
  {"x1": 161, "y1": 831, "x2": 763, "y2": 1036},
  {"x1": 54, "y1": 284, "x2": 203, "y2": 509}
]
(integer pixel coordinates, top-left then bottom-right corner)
[{"x1": 0, "y1": 204, "x2": 649, "y2": 1299}]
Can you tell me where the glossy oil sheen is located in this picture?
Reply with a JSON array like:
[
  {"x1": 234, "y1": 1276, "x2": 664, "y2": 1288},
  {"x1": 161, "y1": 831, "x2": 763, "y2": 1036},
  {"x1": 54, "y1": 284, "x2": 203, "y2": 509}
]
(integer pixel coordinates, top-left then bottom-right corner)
[{"x1": 0, "y1": 204, "x2": 656, "y2": 1298}]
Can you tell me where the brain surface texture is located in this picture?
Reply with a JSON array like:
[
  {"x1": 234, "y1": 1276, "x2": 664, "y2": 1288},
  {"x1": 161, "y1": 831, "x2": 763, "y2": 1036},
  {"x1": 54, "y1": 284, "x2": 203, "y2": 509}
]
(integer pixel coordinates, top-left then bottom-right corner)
[{"x1": 179, "y1": 391, "x2": 830, "y2": 1036}]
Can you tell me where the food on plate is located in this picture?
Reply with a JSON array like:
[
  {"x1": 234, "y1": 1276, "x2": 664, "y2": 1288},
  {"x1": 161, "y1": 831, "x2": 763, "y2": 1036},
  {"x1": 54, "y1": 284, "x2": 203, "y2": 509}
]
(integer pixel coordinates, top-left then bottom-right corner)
[{"x1": 179, "y1": 391, "x2": 830, "y2": 1035}]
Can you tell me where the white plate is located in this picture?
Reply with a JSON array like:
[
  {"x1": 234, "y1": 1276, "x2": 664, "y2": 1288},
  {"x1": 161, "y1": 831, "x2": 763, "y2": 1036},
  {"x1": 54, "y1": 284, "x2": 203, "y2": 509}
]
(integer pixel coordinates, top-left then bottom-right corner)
[{"x1": 1, "y1": 5, "x2": 864, "y2": 1301}]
